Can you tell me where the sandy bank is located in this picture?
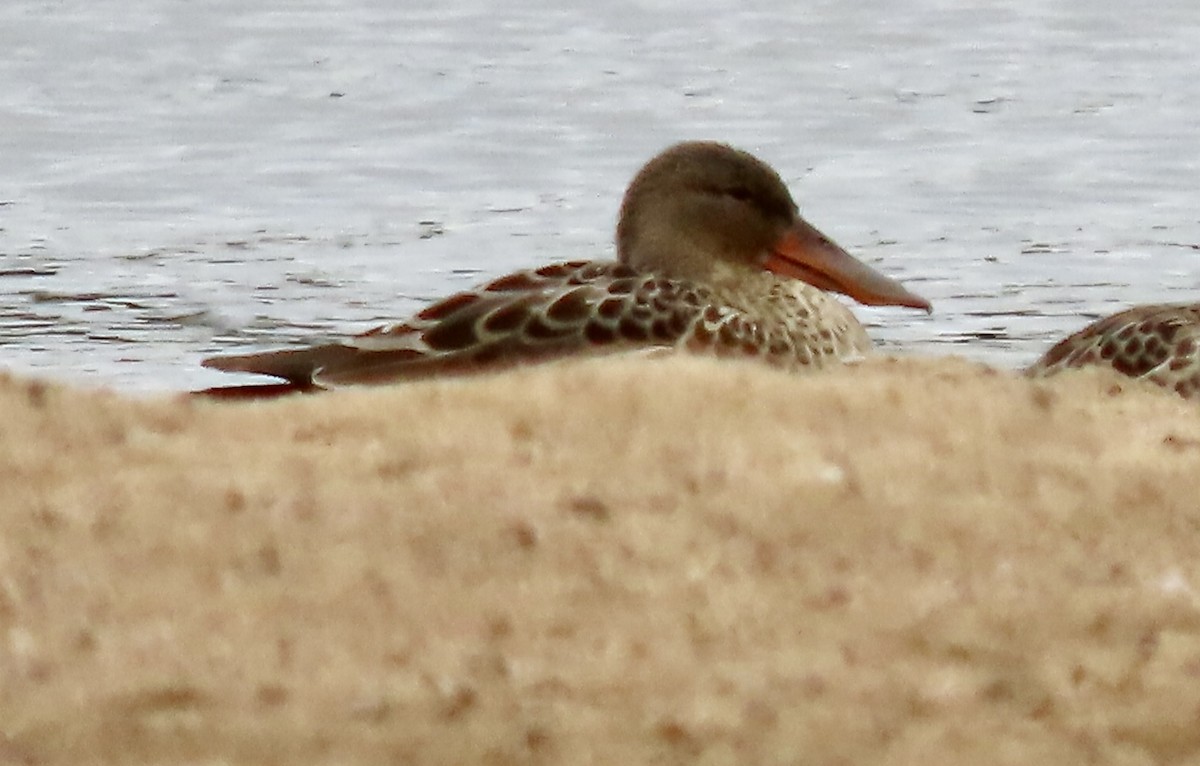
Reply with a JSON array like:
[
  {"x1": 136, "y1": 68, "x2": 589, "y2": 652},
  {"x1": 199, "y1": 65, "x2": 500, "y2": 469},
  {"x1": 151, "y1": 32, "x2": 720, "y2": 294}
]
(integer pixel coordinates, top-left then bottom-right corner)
[{"x1": 2, "y1": 355, "x2": 1199, "y2": 764}]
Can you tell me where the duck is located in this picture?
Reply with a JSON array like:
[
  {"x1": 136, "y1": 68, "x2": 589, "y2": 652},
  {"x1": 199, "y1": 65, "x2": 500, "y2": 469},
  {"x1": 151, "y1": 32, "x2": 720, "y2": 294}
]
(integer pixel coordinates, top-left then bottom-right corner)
[
  {"x1": 1026, "y1": 303, "x2": 1200, "y2": 399},
  {"x1": 198, "y1": 141, "x2": 930, "y2": 397}
]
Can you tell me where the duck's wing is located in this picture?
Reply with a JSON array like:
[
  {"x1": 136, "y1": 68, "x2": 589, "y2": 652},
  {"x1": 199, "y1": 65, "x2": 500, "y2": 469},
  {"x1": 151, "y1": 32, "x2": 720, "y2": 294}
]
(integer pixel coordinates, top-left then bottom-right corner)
[
  {"x1": 200, "y1": 261, "x2": 715, "y2": 389},
  {"x1": 1027, "y1": 303, "x2": 1200, "y2": 398}
]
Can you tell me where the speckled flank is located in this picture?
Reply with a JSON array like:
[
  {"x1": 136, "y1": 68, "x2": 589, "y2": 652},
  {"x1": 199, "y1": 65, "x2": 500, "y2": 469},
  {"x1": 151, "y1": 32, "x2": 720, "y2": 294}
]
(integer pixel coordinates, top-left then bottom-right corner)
[
  {"x1": 203, "y1": 259, "x2": 875, "y2": 391},
  {"x1": 1027, "y1": 304, "x2": 1200, "y2": 400}
]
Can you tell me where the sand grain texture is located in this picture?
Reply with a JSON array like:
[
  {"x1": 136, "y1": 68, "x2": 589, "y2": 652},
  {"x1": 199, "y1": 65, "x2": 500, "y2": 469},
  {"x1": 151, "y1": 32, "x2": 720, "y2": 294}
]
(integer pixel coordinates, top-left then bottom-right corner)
[{"x1": 2, "y1": 356, "x2": 1200, "y2": 765}]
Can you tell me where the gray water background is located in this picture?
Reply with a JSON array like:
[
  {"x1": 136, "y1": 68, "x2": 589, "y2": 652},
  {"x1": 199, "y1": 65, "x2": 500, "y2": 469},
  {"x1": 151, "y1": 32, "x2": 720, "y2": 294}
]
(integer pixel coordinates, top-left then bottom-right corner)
[{"x1": 3, "y1": 0, "x2": 1199, "y2": 393}]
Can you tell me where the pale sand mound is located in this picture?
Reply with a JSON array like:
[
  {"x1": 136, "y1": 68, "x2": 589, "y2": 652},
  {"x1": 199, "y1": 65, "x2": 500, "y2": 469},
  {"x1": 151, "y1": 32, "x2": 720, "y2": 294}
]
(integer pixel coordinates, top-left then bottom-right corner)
[{"x1": 3, "y1": 356, "x2": 1200, "y2": 765}]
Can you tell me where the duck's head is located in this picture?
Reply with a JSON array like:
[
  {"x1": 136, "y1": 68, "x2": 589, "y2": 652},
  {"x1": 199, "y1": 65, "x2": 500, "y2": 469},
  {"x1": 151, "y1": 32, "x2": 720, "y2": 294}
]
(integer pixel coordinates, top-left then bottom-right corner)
[{"x1": 616, "y1": 141, "x2": 930, "y2": 312}]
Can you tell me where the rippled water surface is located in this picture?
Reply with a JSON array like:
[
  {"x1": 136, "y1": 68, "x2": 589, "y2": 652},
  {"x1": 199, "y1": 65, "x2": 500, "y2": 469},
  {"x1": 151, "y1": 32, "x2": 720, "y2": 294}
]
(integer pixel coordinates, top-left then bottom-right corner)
[{"x1": 3, "y1": 0, "x2": 1200, "y2": 392}]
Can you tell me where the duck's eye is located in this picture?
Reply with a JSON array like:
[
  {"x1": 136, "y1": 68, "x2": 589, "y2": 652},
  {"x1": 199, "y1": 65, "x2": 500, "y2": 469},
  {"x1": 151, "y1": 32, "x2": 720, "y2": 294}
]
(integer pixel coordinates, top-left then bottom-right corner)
[{"x1": 726, "y1": 186, "x2": 753, "y2": 202}]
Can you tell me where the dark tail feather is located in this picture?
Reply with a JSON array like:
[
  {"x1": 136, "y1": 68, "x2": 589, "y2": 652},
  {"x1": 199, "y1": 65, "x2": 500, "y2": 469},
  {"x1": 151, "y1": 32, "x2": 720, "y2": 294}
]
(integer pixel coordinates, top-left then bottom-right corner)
[
  {"x1": 191, "y1": 382, "x2": 314, "y2": 401},
  {"x1": 202, "y1": 344, "x2": 361, "y2": 383}
]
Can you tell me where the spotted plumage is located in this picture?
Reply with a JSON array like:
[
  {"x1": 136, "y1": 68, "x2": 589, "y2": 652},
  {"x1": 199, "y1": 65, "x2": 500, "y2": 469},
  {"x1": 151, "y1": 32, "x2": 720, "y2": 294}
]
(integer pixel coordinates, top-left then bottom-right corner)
[{"x1": 1026, "y1": 303, "x2": 1200, "y2": 400}]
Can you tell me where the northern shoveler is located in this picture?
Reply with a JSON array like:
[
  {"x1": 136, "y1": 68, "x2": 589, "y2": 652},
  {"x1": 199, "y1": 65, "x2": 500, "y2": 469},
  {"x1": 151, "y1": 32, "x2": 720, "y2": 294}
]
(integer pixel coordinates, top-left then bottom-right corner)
[
  {"x1": 1027, "y1": 303, "x2": 1200, "y2": 399},
  {"x1": 199, "y1": 141, "x2": 930, "y2": 397}
]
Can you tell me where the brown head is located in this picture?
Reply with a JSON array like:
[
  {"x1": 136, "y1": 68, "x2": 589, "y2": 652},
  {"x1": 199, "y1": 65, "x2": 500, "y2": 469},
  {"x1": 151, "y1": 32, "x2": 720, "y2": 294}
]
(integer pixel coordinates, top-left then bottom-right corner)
[{"x1": 615, "y1": 141, "x2": 930, "y2": 311}]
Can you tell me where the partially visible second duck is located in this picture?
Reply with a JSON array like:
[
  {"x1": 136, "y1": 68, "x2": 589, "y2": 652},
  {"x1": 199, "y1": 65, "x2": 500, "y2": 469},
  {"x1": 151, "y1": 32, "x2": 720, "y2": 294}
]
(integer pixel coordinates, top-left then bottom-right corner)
[
  {"x1": 199, "y1": 141, "x2": 930, "y2": 397},
  {"x1": 1027, "y1": 303, "x2": 1200, "y2": 400}
]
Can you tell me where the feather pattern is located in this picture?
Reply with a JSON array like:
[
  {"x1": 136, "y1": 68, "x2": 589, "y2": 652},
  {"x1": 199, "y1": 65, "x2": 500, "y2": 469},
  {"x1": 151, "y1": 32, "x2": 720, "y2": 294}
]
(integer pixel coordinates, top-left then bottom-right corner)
[
  {"x1": 1026, "y1": 303, "x2": 1200, "y2": 399},
  {"x1": 203, "y1": 260, "x2": 871, "y2": 388}
]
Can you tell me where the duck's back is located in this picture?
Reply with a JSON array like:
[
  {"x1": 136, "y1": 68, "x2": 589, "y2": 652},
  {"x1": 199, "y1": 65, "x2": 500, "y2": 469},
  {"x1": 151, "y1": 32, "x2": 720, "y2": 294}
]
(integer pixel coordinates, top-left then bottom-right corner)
[
  {"x1": 200, "y1": 260, "x2": 877, "y2": 395},
  {"x1": 1026, "y1": 303, "x2": 1200, "y2": 399}
]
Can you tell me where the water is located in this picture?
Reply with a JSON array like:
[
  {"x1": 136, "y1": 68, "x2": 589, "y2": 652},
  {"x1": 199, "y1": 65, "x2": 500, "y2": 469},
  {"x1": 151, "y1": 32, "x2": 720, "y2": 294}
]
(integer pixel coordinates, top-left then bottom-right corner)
[{"x1": 3, "y1": 0, "x2": 1199, "y2": 393}]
